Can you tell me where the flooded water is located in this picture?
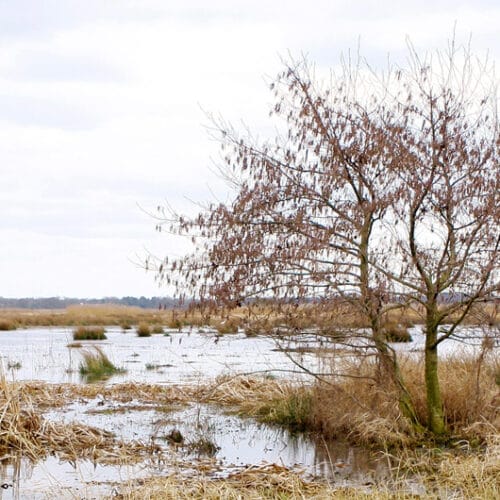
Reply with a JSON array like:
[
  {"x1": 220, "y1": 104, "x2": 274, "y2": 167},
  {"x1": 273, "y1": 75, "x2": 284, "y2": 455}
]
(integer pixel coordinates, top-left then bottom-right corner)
[
  {"x1": 0, "y1": 325, "x2": 489, "y2": 386},
  {"x1": 0, "y1": 325, "x2": 491, "y2": 498},
  {"x1": 0, "y1": 327, "x2": 342, "y2": 385},
  {"x1": 1, "y1": 398, "x2": 389, "y2": 499}
]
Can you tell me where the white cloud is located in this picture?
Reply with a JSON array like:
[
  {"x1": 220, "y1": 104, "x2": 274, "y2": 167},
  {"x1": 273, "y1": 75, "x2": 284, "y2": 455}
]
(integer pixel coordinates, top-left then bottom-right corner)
[{"x1": 0, "y1": 1, "x2": 498, "y2": 297}]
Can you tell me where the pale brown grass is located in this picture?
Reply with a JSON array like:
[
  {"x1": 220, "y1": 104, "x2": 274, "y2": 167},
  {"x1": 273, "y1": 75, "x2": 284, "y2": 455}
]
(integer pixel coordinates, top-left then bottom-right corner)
[{"x1": 0, "y1": 377, "x2": 169, "y2": 464}]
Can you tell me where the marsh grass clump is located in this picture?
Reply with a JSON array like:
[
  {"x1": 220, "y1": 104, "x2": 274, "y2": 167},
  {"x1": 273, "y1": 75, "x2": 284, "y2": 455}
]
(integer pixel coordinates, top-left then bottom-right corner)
[
  {"x1": 257, "y1": 391, "x2": 313, "y2": 432},
  {"x1": 151, "y1": 324, "x2": 164, "y2": 334},
  {"x1": 186, "y1": 436, "x2": 220, "y2": 457},
  {"x1": 382, "y1": 321, "x2": 413, "y2": 343},
  {"x1": 73, "y1": 326, "x2": 107, "y2": 340},
  {"x1": 79, "y1": 347, "x2": 125, "y2": 382},
  {"x1": 136, "y1": 323, "x2": 152, "y2": 337},
  {"x1": 214, "y1": 318, "x2": 241, "y2": 335},
  {"x1": 165, "y1": 428, "x2": 184, "y2": 444},
  {"x1": 0, "y1": 319, "x2": 17, "y2": 331},
  {"x1": 120, "y1": 321, "x2": 132, "y2": 331},
  {"x1": 166, "y1": 317, "x2": 183, "y2": 330}
]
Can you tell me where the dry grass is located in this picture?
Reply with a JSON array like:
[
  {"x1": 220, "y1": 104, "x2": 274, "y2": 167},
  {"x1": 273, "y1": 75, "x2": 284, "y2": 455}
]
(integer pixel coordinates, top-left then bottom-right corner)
[
  {"x1": 2, "y1": 366, "x2": 497, "y2": 498},
  {"x1": 73, "y1": 325, "x2": 107, "y2": 340},
  {"x1": 112, "y1": 442, "x2": 500, "y2": 499},
  {"x1": 136, "y1": 323, "x2": 152, "y2": 337},
  {"x1": 389, "y1": 434, "x2": 500, "y2": 499},
  {"x1": 0, "y1": 305, "x2": 173, "y2": 328},
  {"x1": 199, "y1": 352, "x2": 499, "y2": 449},
  {"x1": 114, "y1": 463, "x2": 340, "y2": 500},
  {"x1": 308, "y1": 353, "x2": 499, "y2": 447},
  {"x1": 1, "y1": 302, "x2": 498, "y2": 333},
  {"x1": 0, "y1": 319, "x2": 17, "y2": 330},
  {"x1": 0, "y1": 375, "x2": 160, "y2": 464}
]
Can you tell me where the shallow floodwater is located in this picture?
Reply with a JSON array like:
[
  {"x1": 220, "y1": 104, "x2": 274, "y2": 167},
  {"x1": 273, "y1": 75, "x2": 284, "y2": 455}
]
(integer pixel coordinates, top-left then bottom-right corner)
[
  {"x1": 0, "y1": 325, "x2": 489, "y2": 386},
  {"x1": 0, "y1": 399, "x2": 390, "y2": 499},
  {"x1": 0, "y1": 325, "x2": 490, "y2": 498},
  {"x1": 0, "y1": 327, "x2": 340, "y2": 385}
]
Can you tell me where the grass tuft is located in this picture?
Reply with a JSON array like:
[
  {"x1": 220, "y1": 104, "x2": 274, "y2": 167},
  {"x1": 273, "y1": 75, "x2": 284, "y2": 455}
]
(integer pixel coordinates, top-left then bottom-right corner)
[
  {"x1": 382, "y1": 321, "x2": 413, "y2": 342},
  {"x1": 136, "y1": 323, "x2": 152, "y2": 337},
  {"x1": 0, "y1": 319, "x2": 17, "y2": 331},
  {"x1": 79, "y1": 347, "x2": 125, "y2": 382},
  {"x1": 73, "y1": 326, "x2": 107, "y2": 340}
]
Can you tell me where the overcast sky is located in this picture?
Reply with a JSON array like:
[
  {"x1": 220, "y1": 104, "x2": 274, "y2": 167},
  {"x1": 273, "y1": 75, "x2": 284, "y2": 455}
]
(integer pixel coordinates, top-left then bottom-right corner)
[{"x1": 0, "y1": 1, "x2": 498, "y2": 298}]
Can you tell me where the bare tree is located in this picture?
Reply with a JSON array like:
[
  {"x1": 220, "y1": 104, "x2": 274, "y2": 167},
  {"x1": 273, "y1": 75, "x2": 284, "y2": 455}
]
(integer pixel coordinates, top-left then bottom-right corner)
[
  {"x1": 378, "y1": 41, "x2": 500, "y2": 434},
  {"x1": 156, "y1": 41, "x2": 499, "y2": 436}
]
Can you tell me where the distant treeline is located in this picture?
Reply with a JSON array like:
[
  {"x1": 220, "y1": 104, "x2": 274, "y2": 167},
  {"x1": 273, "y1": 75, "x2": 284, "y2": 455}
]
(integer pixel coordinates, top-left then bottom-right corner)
[{"x1": 0, "y1": 296, "x2": 178, "y2": 309}]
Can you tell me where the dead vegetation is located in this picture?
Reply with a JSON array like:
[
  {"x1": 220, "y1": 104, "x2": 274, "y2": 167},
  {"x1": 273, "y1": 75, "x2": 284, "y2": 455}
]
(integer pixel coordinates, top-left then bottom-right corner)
[
  {"x1": 0, "y1": 375, "x2": 161, "y2": 464},
  {"x1": 199, "y1": 352, "x2": 499, "y2": 448},
  {"x1": 113, "y1": 444, "x2": 500, "y2": 500},
  {"x1": 114, "y1": 463, "x2": 338, "y2": 500}
]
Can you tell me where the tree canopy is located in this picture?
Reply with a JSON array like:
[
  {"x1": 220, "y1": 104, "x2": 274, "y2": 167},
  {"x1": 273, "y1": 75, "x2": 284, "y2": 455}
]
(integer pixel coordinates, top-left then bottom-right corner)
[{"x1": 156, "y1": 40, "x2": 499, "y2": 435}]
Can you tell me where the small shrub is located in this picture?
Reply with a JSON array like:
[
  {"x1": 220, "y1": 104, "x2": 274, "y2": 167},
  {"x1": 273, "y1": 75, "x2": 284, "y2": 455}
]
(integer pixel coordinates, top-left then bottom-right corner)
[
  {"x1": 120, "y1": 321, "x2": 132, "y2": 331},
  {"x1": 73, "y1": 326, "x2": 107, "y2": 341},
  {"x1": 0, "y1": 320, "x2": 16, "y2": 331},
  {"x1": 7, "y1": 361, "x2": 21, "y2": 370},
  {"x1": 79, "y1": 347, "x2": 124, "y2": 382},
  {"x1": 151, "y1": 325, "x2": 164, "y2": 334},
  {"x1": 136, "y1": 323, "x2": 152, "y2": 337}
]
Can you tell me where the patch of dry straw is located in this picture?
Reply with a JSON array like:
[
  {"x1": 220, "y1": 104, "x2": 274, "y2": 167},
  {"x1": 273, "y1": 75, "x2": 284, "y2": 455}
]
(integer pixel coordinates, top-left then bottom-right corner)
[{"x1": 0, "y1": 376, "x2": 162, "y2": 464}]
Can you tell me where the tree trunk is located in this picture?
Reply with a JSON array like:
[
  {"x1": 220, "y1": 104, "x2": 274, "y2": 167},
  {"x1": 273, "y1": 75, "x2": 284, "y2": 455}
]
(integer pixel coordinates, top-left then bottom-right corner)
[
  {"x1": 372, "y1": 330, "x2": 423, "y2": 430},
  {"x1": 358, "y1": 217, "x2": 421, "y2": 431},
  {"x1": 424, "y1": 319, "x2": 446, "y2": 435}
]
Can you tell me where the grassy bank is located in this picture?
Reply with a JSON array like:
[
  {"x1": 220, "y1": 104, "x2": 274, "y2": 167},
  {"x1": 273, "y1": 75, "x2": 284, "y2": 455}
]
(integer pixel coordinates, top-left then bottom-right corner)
[{"x1": 204, "y1": 354, "x2": 499, "y2": 448}]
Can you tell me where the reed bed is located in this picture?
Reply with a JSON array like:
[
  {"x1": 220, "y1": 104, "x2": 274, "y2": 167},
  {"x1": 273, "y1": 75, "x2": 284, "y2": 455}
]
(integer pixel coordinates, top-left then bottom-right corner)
[{"x1": 2, "y1": 302, "x2": 497, "y2": 330}]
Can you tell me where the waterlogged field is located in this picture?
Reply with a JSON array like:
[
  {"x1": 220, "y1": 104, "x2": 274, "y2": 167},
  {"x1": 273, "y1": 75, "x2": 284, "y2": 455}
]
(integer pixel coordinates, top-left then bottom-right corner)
[
  {"x1": 0, "y1": 324, "x2": 497, "y2": 499},
  {"x1": 0, "y1": 327, "x2": 332, "y2": 384},
  {"x1": 0, "y1": 325, "x2": 488, "y2": 385}
]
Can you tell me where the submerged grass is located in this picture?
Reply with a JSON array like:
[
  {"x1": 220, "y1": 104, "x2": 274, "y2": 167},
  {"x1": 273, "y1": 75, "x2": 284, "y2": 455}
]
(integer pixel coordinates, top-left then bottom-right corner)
[{"x1": 79, "y1": 347, "x2": 125, "y2": 382}]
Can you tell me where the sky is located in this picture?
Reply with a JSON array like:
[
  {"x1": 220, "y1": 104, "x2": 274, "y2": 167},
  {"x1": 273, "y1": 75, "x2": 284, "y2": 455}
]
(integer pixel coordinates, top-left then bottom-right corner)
[{"x1": 0, "y1": 1, "x2": 498, "y2": 298}]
